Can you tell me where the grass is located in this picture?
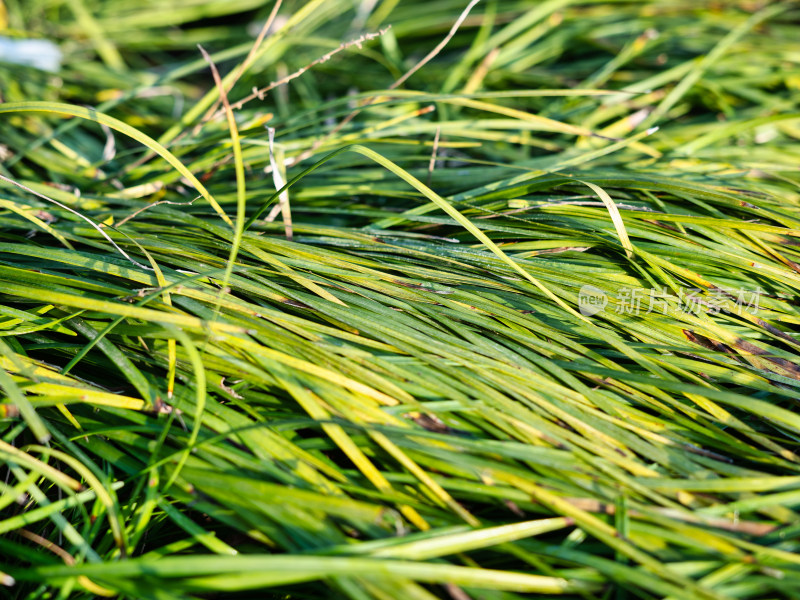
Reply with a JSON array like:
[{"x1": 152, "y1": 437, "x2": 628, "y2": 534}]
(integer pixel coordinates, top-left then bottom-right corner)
[{"x1": 1, "y1": 0, "x2": 800, "y2": 598}]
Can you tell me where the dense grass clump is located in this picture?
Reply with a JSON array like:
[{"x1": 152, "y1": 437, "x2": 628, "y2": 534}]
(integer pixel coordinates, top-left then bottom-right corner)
[{"x1": 2, "y1": 0, "x2": 800, "y2": 598}]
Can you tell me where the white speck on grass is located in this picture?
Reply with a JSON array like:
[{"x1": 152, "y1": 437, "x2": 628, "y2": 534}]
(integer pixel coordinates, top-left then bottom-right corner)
[{"x1": 0, "y1": 37, "x2": 62, "y2": 72}]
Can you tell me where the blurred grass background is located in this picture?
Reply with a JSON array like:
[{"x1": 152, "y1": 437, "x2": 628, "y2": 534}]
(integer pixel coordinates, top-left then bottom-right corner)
[{"x1": 2, "y1": 0, "x2": 800, "y2": 598}]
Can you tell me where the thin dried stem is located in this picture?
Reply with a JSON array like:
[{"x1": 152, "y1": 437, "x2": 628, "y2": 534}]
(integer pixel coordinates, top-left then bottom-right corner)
[
  {"x1": 211, "y1": 28, "x2": 390, "y2": 121},
  {"x1": 463, "y1": 46, "x2": 499, "y2": 94},
  {"x1": 202, "y1": 0, "x2": 284, "y2": 125},
  {"x1": 124, "y1": 1, "x2": 284, "y2": 173},
  {"x1": 0, "y1": 174, "x2": 153, "y2": 271},
  {"x1": 18, "y1": 529, "x2": 75, "y2": 564},
  {"x1": 17, "y1": 530, "x2": 113, "y2": 595},
  {"x1": 390, "y1": 0, "x2": 481, "y2": 91},
  {"x1": 116, "y1": 197, "x2": 197, "y2": 228},
  {"x1": 287, "y1": 0, "x2": 481, "y2": 168}
]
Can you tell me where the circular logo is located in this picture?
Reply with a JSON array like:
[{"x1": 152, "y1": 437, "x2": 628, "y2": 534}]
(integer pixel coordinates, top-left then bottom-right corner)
[{"x1": 578, "y1": 285, "x2": 607, "y2": 317}]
